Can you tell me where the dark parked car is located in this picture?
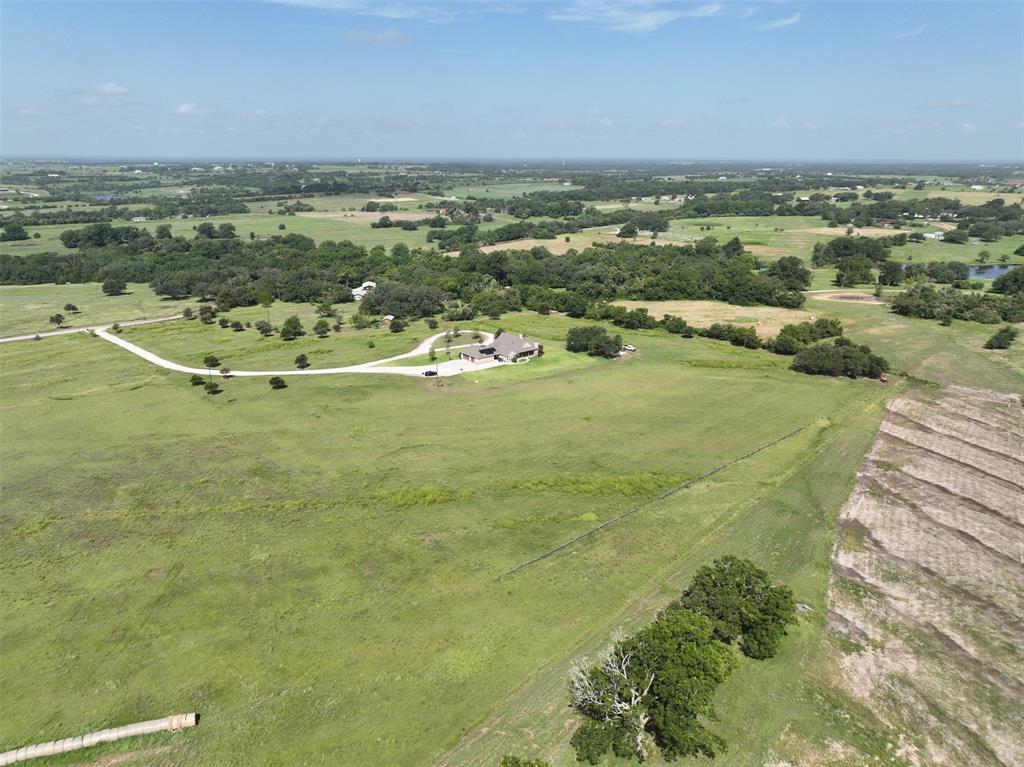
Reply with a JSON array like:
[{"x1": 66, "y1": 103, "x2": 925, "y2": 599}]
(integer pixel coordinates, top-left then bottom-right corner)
[{"x1": 422, "y1": 370, "x2": 438, "y2": 377}]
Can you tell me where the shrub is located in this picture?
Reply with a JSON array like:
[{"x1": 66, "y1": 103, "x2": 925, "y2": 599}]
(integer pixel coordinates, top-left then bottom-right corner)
[
  {"x1": 254, "y1": 320, "x2": 274, "y2": 336},
  {"x1": 984, "y1": 325, "x2": 1019, "y2": 349},
  {"x1": 389, "y1": 318, "x2": 407, "y2": 333},
  {"x1": 565, "y1": 325, "x2": 622, "y2": 358},
  {"x1": 268, "y1": 376, "x2": 287, "y2": 389},
  {"x1": 231, "y1": 320, "x2": 244, "y2": 331},
  {"x1": 189, "y1": 374, "x2": 205, "y2": 386},
  {"x1": 218, "y1": 317, "x2": 230, "y2": 328},
  {"x1": 313, "y1": 319, "x2": 331, "y2": 338},
  {"x1": 280, "y1": 315, "x2": 305, "y2": 340},
  {"x1": 182, "y1": 307, "x2": 195, "y2": 320},
  {"x1": 295, "y1": 353, "x2": 310, "y2": 369},
  {"x1": 203, "y1": 381, "x2": 221, "y2": 395},
  {"x1": 791, "y1": 338, "x2": 888, "y2": 378},
  {"x1": 102, "y1": 278, "x2": 127, "y2": 296},
  {"x1": 701, "y1": 322, "x2": 761, "y2": 349},
  {"x1": 426, "y1": 317, "x2": 439, "y2": 329}
]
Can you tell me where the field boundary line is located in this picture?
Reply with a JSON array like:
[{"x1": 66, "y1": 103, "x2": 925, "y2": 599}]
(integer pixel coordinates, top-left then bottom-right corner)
[{"x1": 503, "y1": 426, "x2": 806, "y2": 576}]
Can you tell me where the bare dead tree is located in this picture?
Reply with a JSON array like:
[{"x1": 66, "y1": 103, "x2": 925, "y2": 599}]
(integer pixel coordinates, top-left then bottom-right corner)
[{"x1": 569, "y1": 630, "x2": 656, "y2": 761}]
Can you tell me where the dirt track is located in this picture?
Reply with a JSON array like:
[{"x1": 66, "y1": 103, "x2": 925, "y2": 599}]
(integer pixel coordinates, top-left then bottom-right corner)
[{"x1": 828, "y1": 385, "x2": 1024, "y2": 766}]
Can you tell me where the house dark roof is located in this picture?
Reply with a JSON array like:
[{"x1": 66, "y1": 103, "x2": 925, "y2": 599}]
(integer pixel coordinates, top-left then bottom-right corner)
[
  {"x1": 460, "y1": 344, "x2": 496, "y2": 359},
  {"x1": 492, "y1": 333, "x2": 538, "y2": 357}
]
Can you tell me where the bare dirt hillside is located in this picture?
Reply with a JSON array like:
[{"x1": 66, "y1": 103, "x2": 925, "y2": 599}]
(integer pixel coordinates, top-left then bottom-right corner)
[{"x1": 828, "y1": 385, "x2": 1024, "y2": 767}]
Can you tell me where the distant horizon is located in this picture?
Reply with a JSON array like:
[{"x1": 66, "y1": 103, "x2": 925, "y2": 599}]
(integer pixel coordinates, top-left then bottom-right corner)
[{"x1": 3, "y1": 156, "x2": 1023, "y2": 168}]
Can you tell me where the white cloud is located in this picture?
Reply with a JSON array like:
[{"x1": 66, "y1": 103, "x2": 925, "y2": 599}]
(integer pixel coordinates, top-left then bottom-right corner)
[
  {"x1": 344, "y1": 27, "x2": 408, "y2": 42},
  {"x1": 758, "y1": 12, "x2": 799, "y2": 30},
  {"x1": 550, "y1": 1, "x2": 723, "y2": 33},
  {"x1": 175, "y1": 102, "x2": 210, "y2": 116},
  {"x1": 768, "y1": 116, "x2": 790, "y2": 129},
  {"x1": 92, "y1": 82, "x2": 129, "y2": 95},
  {"x1": 16, "y1": 107, "x2": 44, "y2": 117},
  {"x1": 890, "y1": 23, "x2": 927, "y2": 40},
  {"x1": 59, "y1": 82, "x2": 133, "y2": 108},
  {"x1": 266, "y1": 0, "x2": 463, "y2": 23},
  {"x1": 959, "y1": 122, "x2": 977, "y2": 133}
]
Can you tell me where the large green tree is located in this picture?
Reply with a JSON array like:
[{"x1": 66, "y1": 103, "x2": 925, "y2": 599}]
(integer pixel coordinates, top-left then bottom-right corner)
[{"x1": 672, "y1": 556, "x2": 796, "y2": 659}]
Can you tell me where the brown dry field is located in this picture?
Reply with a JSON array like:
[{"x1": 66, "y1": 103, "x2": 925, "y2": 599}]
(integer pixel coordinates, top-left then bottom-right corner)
[
  {"x1": 828, "y1": 385, "x2": 1024, "y2": 767},
  {"x1": 613, "y1": 299, "x2": 813, "y2": 338},
  {"x1": 799, "y1": 226, "x2": 903, "y2": 238},
  {"x1": 744, "y1": 243, "x2": 791, "y2": 258},
  {"x1": 447, "y1": 233, "x2": 621, "y2": 257},
  {"x1": 814, "y1": 292, "x2": 887, "y2": 304},
  {"x1": 295, "y1": 210, "x2": 397, "y2": 222}
]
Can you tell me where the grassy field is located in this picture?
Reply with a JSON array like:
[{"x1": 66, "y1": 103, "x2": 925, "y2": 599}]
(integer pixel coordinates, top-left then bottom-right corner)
[
  {"x1": 2, "y1": 307, "x2": 895, "y2": 766},
  {"x1": 119, "y1": 303, "x2": 447, "y2": 371},
  {"x1": 445, "y1": 181, "x2": 581, "y2": 198},
  {"x1": 806, "y1": 294, "x2": 1024, "y2": 391},
  {"x1": 0, "y1": 210, "x2": 522, "y2": 257},
  {"x1": 0, "y1": 283, "x2": 197, "y2": 337}
]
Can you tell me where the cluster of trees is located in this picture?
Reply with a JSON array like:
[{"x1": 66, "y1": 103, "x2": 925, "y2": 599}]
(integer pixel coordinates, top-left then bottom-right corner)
[
  {"x1": 891, "y1": 282, "x2": 1024, "y2": 324},
  {"x1": 371, "y1": 214, "x2": 446, "y2": 231},
  {"x1": 791, "y1": 337, "x2": 889, "y2": 378},
  {"x1": 359, "y1": 282, "x2": 447, "y2": 318},
  {"x1": 565, "y1": 325, "x2": 623, "y2": 358},
  {"x1": 2, "y1": 227, "x2": 809, "y2": 320},
  {"x1": 568, "y1": 557, "x2": 795, "y2": 763}
]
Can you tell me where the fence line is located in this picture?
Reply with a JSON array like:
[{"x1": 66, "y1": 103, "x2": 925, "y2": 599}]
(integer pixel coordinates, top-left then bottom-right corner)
[
  {"x1": 0, "y1": 713, "x2": 197, "y2": 765},
  {"x1": 503, "y1": 426, "x2": 807, "y2": 576}
]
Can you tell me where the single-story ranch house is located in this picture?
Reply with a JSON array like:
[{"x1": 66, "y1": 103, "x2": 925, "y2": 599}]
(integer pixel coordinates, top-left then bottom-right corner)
[{"x1": 460, "y1": 333, "x2": 541, "y2": 364}]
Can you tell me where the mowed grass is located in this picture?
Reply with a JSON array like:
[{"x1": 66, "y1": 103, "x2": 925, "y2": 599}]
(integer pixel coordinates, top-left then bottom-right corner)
[
  {"x1": 1, "y1": 313, "x2": 886, "y2": 766},
  {"x1": 805, "y1": 295, "x2": 1024, "y2": 391},
  {"x1": 119, "y1": 303, "x2": 442, "y2": 371},
  {"x1": 0, "y1": 210, "x2": 524, "y2": 256},
  {"x1": 0, "y1": 283, "x2": 197, "y2": 337}
]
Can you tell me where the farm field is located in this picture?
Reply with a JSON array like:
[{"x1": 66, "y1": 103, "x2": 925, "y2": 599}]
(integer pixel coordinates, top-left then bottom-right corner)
[
  {"x1": 804, "y1": 295, "x2": 1024, "y2": 391},
  {"x1": 613, "y1": 299, "x2": 813, "y2": 338},
  {"x1": 829, "y1": 385, "x2": 1024, "y2": 766},
  {"x1": 444, "y1": 181, "x2": 582, "y2": 198},
  {"x1": 1, "y1": 310, "x2": 890, "y2": 766},
  {"x1": 0, "y1": 210, "x2": 523, "y2": 257},
  {"x1": 0, "y1": 283, "x2": 197, "y2": 338}
]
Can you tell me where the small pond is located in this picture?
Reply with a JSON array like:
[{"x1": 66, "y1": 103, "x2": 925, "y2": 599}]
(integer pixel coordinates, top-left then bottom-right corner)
[{"x1": 968, "y1": 264, "x2": 1014, "y2": 280}]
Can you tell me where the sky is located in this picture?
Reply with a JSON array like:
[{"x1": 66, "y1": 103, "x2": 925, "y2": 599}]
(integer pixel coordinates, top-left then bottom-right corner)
[{"x1": 1, "y1": 0, "x2": 1022, "y2": 161}]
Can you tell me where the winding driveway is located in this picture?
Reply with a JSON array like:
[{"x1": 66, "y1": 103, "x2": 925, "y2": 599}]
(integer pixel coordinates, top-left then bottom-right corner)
[
  {"x1": 96, "y1": 328, "x2": 501, "y2": 378},
  {"x1": 1, "y1": 316, "x2": 505, "y2": 378}
]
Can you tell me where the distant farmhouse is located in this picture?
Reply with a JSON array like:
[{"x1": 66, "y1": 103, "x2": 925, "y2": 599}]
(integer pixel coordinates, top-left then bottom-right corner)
[
  {"x1": 460, "y1": 333, "x2": 540, "y2": 364},
  {"x1": 351, "y1": 281, "x2": 376, "y2": 300}
]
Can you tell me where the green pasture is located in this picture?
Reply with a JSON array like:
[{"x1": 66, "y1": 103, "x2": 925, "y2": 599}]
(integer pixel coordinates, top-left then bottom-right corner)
[
  {"x1": 119, "y1": 303, "x2": 448, "y2": 371},
  {"x1": 2, "y1": 309, "x2": 890, "y2": 766},
  {"x1": 0, "y1": 211, "x2": 521, "y2": 257},
  {"x1": 0, "y1": 283, "x2": 197, "y2": 338},
  {"x1": 805, "y1": 296, "x2": 1024, "y2": 392},
  {"x1": 445, "y1": 181, "x2": 582, "y2": 198},
  {"x1": 243, "y1": 192, "x2": 439, "y2": 214}
]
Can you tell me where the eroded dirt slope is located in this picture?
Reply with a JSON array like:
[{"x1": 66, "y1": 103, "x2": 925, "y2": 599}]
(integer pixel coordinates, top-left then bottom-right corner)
[{"x1": 828, "y1": 385, "x2": 1024, "y2": 767}]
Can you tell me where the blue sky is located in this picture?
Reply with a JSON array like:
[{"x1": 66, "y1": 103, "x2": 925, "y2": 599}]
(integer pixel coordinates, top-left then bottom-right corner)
[{"x1": 2, "y1": 0, "x2": 1022, "y2": 161}]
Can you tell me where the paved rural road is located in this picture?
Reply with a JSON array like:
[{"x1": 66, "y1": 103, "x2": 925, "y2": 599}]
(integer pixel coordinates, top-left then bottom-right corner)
[{"x1": 94, "y1": 328, "x2": 500, "y2": 378}]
